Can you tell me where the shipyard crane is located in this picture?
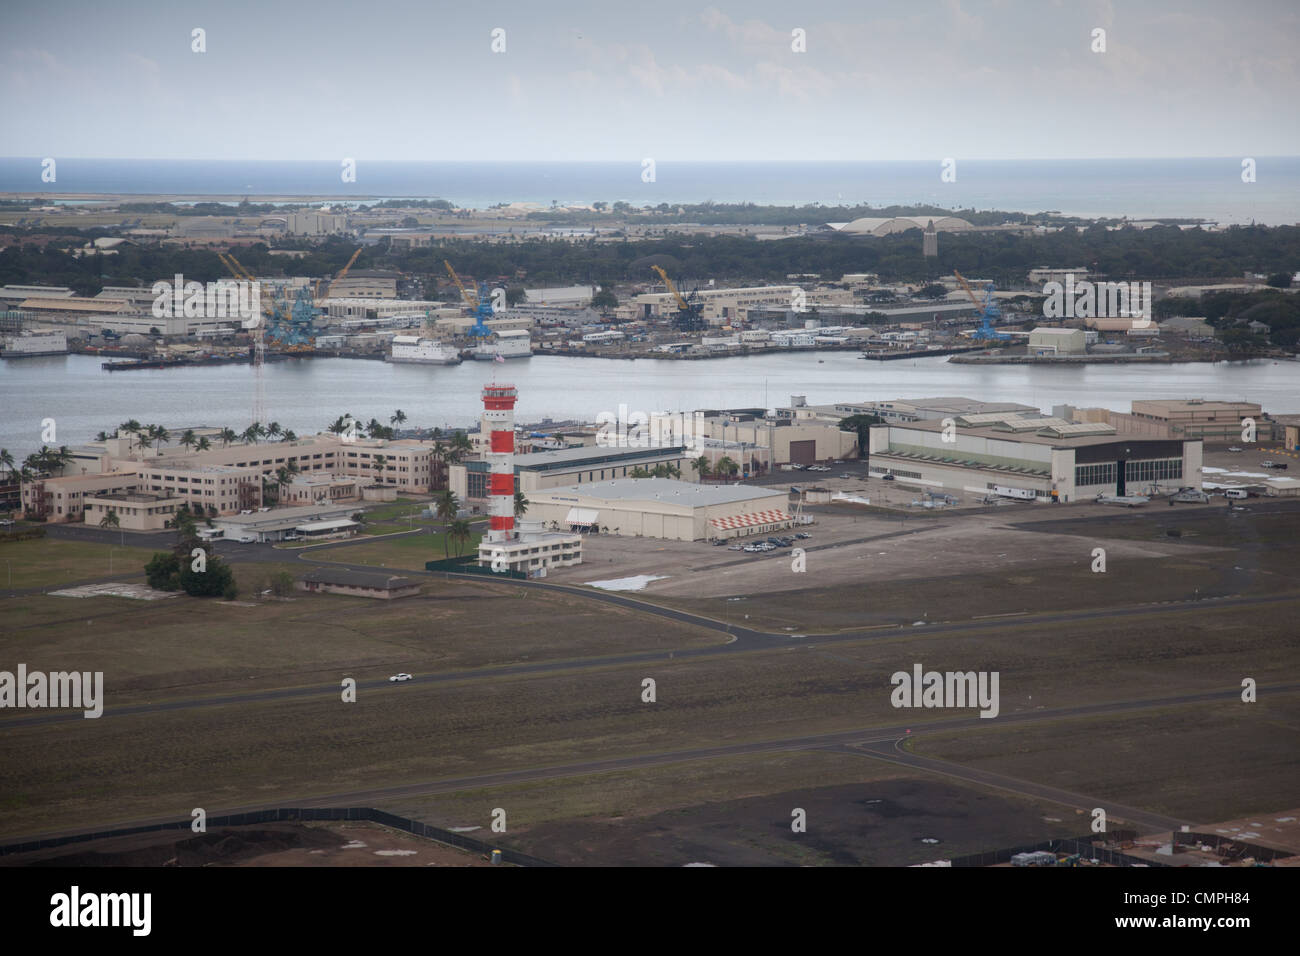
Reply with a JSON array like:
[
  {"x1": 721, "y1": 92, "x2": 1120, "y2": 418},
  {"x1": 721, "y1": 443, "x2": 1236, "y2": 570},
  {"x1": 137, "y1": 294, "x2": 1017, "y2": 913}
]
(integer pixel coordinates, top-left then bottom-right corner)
[
  {"x1": 218, "y1": 252, "x2": 267, "y2": 425},
  {"x1": 443, "y1": 259, "x2": 494, "y2": 337},
  {"x1": 952, "y1": 269, "x2": 1011, "y2": 342},
  {"x1": 317, "y1": 247, "x2": 363, "y2": 298},
  {"x1": 650, "y1": 265, "x2": 706, "y2": 332}
]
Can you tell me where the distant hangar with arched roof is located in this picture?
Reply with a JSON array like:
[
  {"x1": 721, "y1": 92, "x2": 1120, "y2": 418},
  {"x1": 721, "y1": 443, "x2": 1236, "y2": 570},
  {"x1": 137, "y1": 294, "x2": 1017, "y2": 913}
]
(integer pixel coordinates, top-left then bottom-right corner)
[{"x1": 818, "y1": 215, "x2": 975, "y2": 236}]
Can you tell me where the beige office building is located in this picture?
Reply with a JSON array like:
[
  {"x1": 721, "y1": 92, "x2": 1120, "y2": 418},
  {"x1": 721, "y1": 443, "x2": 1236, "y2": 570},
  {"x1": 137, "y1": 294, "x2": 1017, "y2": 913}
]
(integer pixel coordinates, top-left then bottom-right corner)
[
  {"x1": 83, "y1": 492, "x2": 185, "y2": 531},
  {"x1": 21, "y1": 470, "x2": 141, "y2": 522}
]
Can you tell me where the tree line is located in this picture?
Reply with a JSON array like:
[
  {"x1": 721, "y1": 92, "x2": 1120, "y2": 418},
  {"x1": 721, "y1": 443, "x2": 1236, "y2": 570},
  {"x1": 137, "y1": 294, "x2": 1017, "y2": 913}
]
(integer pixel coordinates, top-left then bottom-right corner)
[{"x1": 5, "y1": 224, "x2": 1298, "y2": 298}]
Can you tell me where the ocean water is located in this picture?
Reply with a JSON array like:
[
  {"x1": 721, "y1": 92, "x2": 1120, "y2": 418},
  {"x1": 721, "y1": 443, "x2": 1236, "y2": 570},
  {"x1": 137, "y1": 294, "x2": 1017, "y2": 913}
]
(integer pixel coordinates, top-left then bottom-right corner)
[
  {"x1": 3, "y1": 352, "x2": 1297, "y2": 460},
  {"x1": 3, "y1": 158, "x2": 1298, "y2": 225}
]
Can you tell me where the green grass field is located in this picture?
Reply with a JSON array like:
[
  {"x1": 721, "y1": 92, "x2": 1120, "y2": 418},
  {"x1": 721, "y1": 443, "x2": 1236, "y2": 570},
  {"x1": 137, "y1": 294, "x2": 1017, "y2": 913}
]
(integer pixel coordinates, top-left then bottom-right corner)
[
  {"x1": 2, "y1": 506, "x2": 1296, "y2": 861},
  {"x1": 0, "y1": 538, "x2": 149, "y2": 589},
  {"x1": 306, "y1": 530, "x2": 482, "y2": 570}
]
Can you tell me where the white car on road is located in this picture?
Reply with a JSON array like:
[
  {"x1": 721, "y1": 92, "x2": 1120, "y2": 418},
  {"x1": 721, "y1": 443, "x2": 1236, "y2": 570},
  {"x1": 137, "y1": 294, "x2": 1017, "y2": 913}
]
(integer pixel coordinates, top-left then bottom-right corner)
[{"x1": 389, "y1": 673, "x2": 413, "y2": 682}]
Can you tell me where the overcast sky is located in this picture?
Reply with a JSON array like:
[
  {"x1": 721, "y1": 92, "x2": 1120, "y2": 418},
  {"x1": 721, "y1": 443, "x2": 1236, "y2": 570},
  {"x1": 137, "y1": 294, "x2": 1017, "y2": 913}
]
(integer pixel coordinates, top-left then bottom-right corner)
[{"x1": 4, "y1": 0, "x2": 1297, "y2": 161}]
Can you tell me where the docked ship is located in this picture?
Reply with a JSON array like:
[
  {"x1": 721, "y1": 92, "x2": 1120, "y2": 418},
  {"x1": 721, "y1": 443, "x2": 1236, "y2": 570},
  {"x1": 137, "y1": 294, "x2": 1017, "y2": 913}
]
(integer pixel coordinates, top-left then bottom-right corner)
[
  {"x1": 469, "y1": 328, "x2": 532, "y2": 360},
  {"x1": 1, "y1": 330, "x2": 68, "y2": 358},
  {"x1": 386, "y1": 335, "x2": 462, "y2": 365}
]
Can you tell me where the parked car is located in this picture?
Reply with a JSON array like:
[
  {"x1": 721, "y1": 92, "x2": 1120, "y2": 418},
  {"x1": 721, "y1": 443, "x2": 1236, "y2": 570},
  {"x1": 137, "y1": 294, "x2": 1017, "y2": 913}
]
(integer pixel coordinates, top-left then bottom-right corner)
[
  {"x1": 795, "y1": 532, "x2": 811, "y2": 539},
  {"x1": 389, "y1": 673, "x2": 413, "y2": 682},
  {"x1": 882, "y1": 474, "x2": 895, "y2": 481},
  {"x1": 1261, "y1": 460, "x2": 1288, "y2": 469},
  {"x1": 1227, "y1": 446, "x2": 1244, "y2": 453},
  {"x1": 839, "y1": 473, "x2": 853, "y2": 479}
]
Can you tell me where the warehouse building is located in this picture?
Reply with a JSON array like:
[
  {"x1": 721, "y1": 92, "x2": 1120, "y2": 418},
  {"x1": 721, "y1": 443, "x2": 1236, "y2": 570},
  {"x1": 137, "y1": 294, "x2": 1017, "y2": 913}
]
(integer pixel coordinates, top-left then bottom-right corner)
[
  {"x1": 777, "y1": 395, "x2": 1040, "y2": 426},
  {"x1": 695, "y1": 408, "x2": 856, "y2": 467},
  {"x1": 525, "y1": 478, "x2": 792, "y2": 541},
  {"x1": 1129, "y1": 399, "x2": 1264, "y2": 443},
  {"x1": 1028, "y1": 327, "x2": 1087, "y2": 355},
  {"x1": 867, "y1": 412, "x2": 1202, "y2": 502},
  {"x1": 450, "y1": 443, "x2": 695, "y2": 507}
]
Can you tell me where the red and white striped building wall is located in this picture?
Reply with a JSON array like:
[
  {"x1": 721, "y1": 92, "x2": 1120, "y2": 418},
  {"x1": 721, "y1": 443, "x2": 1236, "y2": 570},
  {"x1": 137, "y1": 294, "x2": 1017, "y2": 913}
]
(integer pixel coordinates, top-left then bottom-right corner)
[{"x1": 482, "y1": 384, "x2": 519, "y2": 543}]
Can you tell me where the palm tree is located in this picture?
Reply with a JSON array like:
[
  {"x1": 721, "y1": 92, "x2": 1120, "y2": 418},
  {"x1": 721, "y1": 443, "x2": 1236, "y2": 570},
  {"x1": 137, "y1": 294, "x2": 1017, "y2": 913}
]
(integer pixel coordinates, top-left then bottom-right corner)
[
  {"x1": 137, "y1": 432, "x2": 153, "y2": 453},
  {"x1": 218, "y1": 427, "x2": 238, "y2": 448},
  {"x1": 514, "y1": 490, "x2": 529, "y2": 519},
  {"x1": 435, "y1": 490, "x2": 459, "y2": 557},
  {"x1": 372, "y1": 454, "x2": 388, "y2": 484},
  {"x1": 265, "y1": 422, "x2": 283, "y2": 442},
  {"x1": 716, "y1": 456, "x2": 738, "y2": 479},
  {"x1": 448, "y1": 518, "x2": 472, "y2": 557},
  {"x1": 195, "y1": 436, "x2": 212, "y2": 452},
  {"x1": 391, "y1": 409, "x2": 407, "y2": 428},
  {"x1": 178, "y1": 429, "x2": 197, "y2": 452},
  {"x1": 282, "y1": 429, "x2": 297, "y2": 442},
  {"x1": 149, "y1": 425, "x2": 170, "y2": 450},
  {"x1": 117, "y1": 419, "x2": 142, "y2": 454},
  {"x1": 99, "y1": 509, "x2": 120, "y2": 530},
  {"x1": 691, "y1": 455, "x2": 712, "y2": 481},
  {"x1": 241, "y1": 423, "x2": 261, "y2": 445},
  {"x1": 53, "y1": 446, "x2": 75, "y2": 475},
  {"x1": 448, "y1": 432, "x2": 472, "y2": 463},
  {"x1": 94, "y1": 431, "x2": 111, "y2": 443},
  {"x1": 0, "y1": 448, "x2": 14, "y2": 482},
  {"x1": 273, "y1": 466, "x2": 292, "y2": 502}
]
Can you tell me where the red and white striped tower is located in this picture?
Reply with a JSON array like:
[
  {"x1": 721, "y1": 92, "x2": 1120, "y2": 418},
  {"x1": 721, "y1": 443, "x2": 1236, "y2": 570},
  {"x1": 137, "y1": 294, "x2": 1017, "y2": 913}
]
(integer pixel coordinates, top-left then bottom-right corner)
[{"x1": 482, "y1": 383, "x2": 518, "y2": 543}]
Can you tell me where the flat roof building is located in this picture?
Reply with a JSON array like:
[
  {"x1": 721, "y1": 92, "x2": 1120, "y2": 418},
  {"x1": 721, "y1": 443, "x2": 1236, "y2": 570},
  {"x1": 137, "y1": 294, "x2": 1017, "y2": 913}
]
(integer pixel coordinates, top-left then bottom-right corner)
[
  {"x1": 867, "y1": 415, "x2": 1203, "y2": 502},
  {"x1": 526, "y1": 477, "x2": 792, "y2": 541},
  {"x1": 451, "y1": 443, "x2": 697, "y2": 505},
  {"x1": 83, "y1": 492, "x2": 185, "y2": 531},
  {"x1": 1130, "y1": 399, "x2": 1264, "y2": 442},
  {"x1": 212, "y1": 503, "x2": 359, "y2": 542}
]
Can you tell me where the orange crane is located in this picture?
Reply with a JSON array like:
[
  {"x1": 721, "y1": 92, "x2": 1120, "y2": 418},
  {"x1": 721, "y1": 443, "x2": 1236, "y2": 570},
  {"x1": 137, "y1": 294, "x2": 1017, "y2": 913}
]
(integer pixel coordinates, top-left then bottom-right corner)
[
  {"x1": 217, "y1": 252, "x2": 267, "y2": 425},
  {"x1": 319, "y1": 247, "x2": 363, "y2": 298},
  {"x1": 650, "y1": 265, "x2": 705, "y2": 331},
  {"x1": 443, "y1": 259, "x2": 478, "y2": 310},
  {"x1": 651, "y1": 264, "x2": 690, "y2": 311},
  {"x1": 952, "y1": 269, "x2": 982, "y2": 308}
]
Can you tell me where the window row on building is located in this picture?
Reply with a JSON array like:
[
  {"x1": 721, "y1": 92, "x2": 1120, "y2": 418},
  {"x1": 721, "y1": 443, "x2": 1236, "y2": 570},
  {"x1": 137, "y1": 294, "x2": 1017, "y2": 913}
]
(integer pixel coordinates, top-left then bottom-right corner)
[
  {"x1": 1075, "y1": 463, "x2": 1117, "y2": 487},
  {"x1": 1124, "y1": 458, "x2": 1183, "y2": 482}
]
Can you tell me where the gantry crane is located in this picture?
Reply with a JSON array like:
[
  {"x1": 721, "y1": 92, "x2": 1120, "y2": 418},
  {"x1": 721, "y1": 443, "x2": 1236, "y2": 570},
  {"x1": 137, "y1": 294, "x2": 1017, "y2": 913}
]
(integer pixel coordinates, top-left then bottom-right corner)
[
  {"x1": 318, "y1": 247, "x2": 362, "y2": 298},
  {"x1": 952, "y1": 269, "x2": 1011, "y2": 342},
  {"x1": 650, "y1": 265, "x2": 706, "y2": 332},
  {"x1": 218, "y1": 252, "x2": 267, "y2": 425},
  {"x1": 443, "y1": 259, "x2": 494, "y2": 337}
]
